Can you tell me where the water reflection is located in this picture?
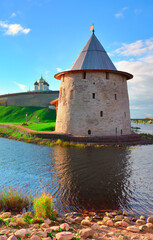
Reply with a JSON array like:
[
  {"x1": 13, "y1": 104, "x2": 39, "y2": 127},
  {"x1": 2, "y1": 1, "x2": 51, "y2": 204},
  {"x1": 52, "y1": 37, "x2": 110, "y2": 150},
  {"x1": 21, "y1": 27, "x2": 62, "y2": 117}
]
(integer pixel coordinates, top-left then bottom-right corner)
[{"x1": 52, "y1": 146, "x2": 133, "y2": 213}]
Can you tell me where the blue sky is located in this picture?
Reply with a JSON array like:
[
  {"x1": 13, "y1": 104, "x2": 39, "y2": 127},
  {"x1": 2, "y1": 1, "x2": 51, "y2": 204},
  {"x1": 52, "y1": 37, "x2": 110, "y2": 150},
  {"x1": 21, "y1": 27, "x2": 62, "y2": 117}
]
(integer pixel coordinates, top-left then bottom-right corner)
[{"x1": 0, "y1": 0, "x2": 153, "y2": 118}]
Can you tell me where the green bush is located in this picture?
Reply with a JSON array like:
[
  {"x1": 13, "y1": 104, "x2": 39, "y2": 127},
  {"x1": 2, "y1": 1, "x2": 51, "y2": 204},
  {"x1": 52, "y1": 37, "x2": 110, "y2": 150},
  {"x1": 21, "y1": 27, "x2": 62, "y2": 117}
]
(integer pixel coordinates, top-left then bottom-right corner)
[
  {"x1": 33, "y1": 192, "x2": 56, "y2": 220},
  {"x1": 0, "y1": 187, "x2": 31, "y2": 211}
]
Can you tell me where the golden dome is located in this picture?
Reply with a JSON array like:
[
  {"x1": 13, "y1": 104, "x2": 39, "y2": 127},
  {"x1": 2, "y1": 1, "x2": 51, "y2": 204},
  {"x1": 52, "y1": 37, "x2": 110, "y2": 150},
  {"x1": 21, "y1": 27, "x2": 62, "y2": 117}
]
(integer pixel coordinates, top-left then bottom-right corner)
[{"x1": 39, "y1": 76, "x2": 45, "y2": 83}]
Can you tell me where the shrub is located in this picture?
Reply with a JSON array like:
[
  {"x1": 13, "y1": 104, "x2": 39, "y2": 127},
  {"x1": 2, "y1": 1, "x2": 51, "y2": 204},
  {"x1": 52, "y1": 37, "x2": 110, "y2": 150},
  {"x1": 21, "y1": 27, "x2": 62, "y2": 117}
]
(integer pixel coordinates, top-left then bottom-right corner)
[
  {"x1": 0, "y1": 187, "x2": 31, "y2": 211},
  {"x1": 33, "y1": 192, "x2": 56, "y2": 220}
]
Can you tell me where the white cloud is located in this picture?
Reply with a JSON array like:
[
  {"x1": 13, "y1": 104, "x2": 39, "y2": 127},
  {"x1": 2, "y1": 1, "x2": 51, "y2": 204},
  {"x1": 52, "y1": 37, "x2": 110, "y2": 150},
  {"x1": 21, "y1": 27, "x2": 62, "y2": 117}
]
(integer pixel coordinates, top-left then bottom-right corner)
[
  {"x1": 14, "y1": 82, "x2": 26, "y2": 90},
  {"x1": 10, "y1": 12, "x2": 16, "y2": 18},
  {"x1": 114, "y1": 37, "x2": 153, "y2": 117},
  {"x1": 56, "y1": 67, "x2": 62, "y2": 72},
  {"x1": 0, "y1": 21, "x2": 31, "y2": 36},
  {"x1": 114, "y1": 7, "x2": 128, "y2": 18},
  {"x1": 114, "y1": 38, "x2": 153, "y2": 57}
]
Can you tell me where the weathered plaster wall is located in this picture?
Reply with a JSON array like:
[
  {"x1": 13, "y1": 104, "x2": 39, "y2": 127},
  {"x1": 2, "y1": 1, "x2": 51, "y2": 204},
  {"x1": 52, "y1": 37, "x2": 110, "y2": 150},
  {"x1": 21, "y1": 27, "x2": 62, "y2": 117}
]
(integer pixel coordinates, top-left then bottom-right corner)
[
  {"x1": 55, "y1": 71, "x2": 131, "y2": 136},
  {"x1": 0, "y1": 91, "x2": 59, "y2": 107}
]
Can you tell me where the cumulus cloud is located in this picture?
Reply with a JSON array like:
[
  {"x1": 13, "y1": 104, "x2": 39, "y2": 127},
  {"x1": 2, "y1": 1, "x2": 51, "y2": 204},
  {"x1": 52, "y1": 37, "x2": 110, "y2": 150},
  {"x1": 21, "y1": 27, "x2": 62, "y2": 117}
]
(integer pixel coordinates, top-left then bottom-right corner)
[
  {"x1": 114, "y1": 7, "x2": 128, "y2": 18},
  {"x1": 0, "y1": 21, "x2": 31, "y2": 36},
  {"x1": 14, "y1": 82, "x2": 26, "y2": 90},
  {"x1": 114, "y1": 38, "x2": 153, "y2": 56},
  {"x1": 56, "y1": 67, "x2": 62, "y2": 72},
  {"x1": 114, "y1": 37, "x2": 153, "y2": 117}
]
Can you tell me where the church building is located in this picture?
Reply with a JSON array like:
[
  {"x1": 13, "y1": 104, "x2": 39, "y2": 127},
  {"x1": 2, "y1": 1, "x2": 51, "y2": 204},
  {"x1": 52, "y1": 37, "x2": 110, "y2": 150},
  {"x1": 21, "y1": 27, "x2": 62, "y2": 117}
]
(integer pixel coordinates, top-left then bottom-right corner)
[
  {"x1": 34, "y1": 76, "x2": 49, "y2": 91},
  {"x1": 54, "y1": 29, "x2": 133, "y2": 137}
]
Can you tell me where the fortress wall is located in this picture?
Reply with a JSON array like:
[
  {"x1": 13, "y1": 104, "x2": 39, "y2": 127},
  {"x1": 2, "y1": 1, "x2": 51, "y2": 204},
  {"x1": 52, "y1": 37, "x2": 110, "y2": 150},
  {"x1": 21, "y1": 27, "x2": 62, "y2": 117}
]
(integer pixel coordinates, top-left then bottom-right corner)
[
  {"x1": 0, "y1": 91, "x2": 59, "y2": 107},
  {"x1": 56, "y1": 71, "x2": 131, "y2": 136}
]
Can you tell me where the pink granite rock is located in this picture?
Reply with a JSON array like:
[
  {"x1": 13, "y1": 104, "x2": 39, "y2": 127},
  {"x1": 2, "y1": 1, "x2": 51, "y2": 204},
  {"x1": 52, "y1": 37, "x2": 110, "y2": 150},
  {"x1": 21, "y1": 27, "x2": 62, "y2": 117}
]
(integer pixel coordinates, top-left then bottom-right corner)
[{"x1": 56, "y1": 232, "x2": 73, "y2": 240}]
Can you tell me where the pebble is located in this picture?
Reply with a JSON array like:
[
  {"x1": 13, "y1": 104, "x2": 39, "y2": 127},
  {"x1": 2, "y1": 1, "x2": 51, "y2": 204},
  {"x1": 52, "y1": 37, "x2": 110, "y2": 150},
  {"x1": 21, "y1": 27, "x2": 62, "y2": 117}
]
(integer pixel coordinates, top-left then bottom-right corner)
[
  {"x1": 7, "y1": 236, "x2": 18, "y2": 240},
  {"x1": 0, "y1": 229, "x2": 10, "y2": 235},
  {"x1": 81, "y1": 219, "x2": 92, "y2": 226},
  {"x1": 73, "y1": 217, "x2": 83, "y2": 223},
  {"x1": 0, "y1": 236, "x2": 7, "y2": 240},
  {"x1": 107, "y1": 220, "x2": 114, "y2": 227},
  {"x1": 127, "y1": 226, "x2": 140, "y2": 233},
  {"x1": 146, "y1": 222, "x2": 153, "y2": 228},
  {"x1": 42, "y1": 238, "x2": 52, "y2": 240},
  {"x1": 60, "y1": 223, "x2": 70, "y2": 231},
  {"x1": 115, "y1": 215, "x2": 124, "y2": 221},
  {"x1": 41, "y1": 223, "x2": 50, "y2": 228},
  {"x1": 140, "y1": 216, "x2": 146, "y2": 220},
  {"x1": 56, "y1": 232, "x2": 73, "y2": 240},
  {"x1": 79, "y1": 228, "x2": 94, "y2": 238},
  {"x1": 136, "y1": 219, "x2": 146, "y2": 225},
  {"x1": 44, "y1": 219, "x2": 52, "y2": 225},
  {"x1": 91, "y1": 223, "x2": 101, "y2": 230},
  {"x1": 30, "y1": 235, "x2": 41, "y2": 240},
  {"x1": 139, "y1": 225, "x2": 147, "y2": 231},
  {"x1": 15, "y1": 229, "x2": 29, "y2": 238},
  {"x1": 147, "y1": 216, "x2": 153, "y2": 223},
  {"x1": 50, "y1": 226, "x2": 60, "y2": 231}
]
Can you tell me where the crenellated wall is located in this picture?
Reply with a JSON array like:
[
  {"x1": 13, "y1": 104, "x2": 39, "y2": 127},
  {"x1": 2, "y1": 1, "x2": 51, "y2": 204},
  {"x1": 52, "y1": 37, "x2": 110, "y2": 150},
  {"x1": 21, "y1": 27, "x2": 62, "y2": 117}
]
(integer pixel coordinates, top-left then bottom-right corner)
[
  {"x1": 55, "y1": 71, "x2": 131, "y2": 136},
  {"x1": 0, "y1": 91, "x2": 59, "y2": 108}
]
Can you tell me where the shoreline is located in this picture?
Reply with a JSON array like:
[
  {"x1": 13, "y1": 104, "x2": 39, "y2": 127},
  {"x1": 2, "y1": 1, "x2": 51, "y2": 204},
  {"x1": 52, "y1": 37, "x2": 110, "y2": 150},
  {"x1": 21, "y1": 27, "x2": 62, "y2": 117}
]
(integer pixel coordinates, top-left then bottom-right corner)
[
  {"x1": 0, "y1": 123, "x2": 153, "y2": 147},
  {"x1": 0, "y1": 209, "x2": 153, "y2": 240}
]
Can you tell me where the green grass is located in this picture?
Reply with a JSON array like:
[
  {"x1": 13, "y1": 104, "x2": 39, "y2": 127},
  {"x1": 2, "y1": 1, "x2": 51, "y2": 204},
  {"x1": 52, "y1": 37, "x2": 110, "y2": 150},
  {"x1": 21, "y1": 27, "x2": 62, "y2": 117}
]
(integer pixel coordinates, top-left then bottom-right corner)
[
  {"x1": 0, "y1": 106, "x2": 56, "y2": 131},
  {"x1": 33, "y1": 192, "x2": 56, "y2": 220}
]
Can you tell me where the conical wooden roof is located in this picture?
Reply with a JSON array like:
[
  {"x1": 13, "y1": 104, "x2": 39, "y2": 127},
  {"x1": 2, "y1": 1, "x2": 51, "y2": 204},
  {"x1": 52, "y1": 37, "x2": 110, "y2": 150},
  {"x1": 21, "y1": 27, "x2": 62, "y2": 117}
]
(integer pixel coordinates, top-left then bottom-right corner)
[{"x1": 71, "y1": 33, "x2": 117, "y2": 71}]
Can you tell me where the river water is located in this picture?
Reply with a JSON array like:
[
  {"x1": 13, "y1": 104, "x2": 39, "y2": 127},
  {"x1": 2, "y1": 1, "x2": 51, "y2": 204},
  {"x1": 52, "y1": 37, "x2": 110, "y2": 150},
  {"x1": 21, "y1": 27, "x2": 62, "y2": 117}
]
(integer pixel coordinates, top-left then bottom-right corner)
[{"x1": 0, "y1": 123, "x2": 153, "y2": 216}]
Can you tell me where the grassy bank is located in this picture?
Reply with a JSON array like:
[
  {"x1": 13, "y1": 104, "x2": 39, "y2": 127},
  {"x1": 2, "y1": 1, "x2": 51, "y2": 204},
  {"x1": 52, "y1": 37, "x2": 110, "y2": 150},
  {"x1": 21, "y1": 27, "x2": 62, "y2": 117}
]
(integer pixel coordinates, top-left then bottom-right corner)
[{"x1": 0, "y1": 106, "x2": 56, "y2": 131}]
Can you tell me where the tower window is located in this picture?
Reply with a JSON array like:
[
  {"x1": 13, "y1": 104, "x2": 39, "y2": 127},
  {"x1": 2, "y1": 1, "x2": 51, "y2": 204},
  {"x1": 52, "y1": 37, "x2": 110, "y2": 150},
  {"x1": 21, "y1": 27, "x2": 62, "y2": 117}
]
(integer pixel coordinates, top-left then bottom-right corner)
[
  {"x1": 70, "y1": 90, "x2": 74, "y2": 99},
  {"x1": 83, "y1": 72, "x2": 86, "y2": 79},
  {"x1": 100, "y1": 111, "x2": 103, "y2": 117},
  {"x1": 121, "y1": 129, "x2": 123, "y2": 135},
  {"x1": 124, "y1": 112, "x2": 126, "y2": 118},
  {"x1": 63, "y1": 75, "x2": 65, "y2": 82},
  {"x1": 92, "y1": 93, "x2": 95, "y2": 99},
  {"x1": 88, "y1": 130, "x2": 91, "y2": 135},
  {"x1": 115, "y1": 94, "x2": 117, "y2": 100},
  {"x1": 93, "y1": 82, "x2": 95, "y2": 85},
  {"x1": 106, "y1": 72, "x2": 109, "y2": 79}
]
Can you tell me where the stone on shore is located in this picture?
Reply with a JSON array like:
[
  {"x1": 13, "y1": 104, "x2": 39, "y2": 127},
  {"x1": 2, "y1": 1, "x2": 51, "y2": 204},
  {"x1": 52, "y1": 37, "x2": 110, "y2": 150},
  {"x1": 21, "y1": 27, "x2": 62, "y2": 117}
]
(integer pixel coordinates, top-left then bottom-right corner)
[
  {"x1": 140, "y1": 215, "x2": 146, "y2": 220},
  {"x1": 56, "y1": 232, "x2": 73, "y2": 240},
  {"x1": 44, "y1": 219, "x2": 52, "y2": 225},
  {"x1": 60, "y1": 223, "x2": 69, "y2": 231},
  {"x1": 15, "y1": 229, "x2": 30, "y2": 238},
  {"x1": 50, "y1": 226, "x2": 60, "y2": 231},
  {"x1": 0, "y1": 236, "x2": 7, "y2": 240},
  {"x1": 30, "y1": 235, "x2": 41, "y2": 240},
  {"x1": 7, "y1": 236, "x2": 18, "y2": 240},
  {"x1": 106, "y1": 220, "x2": 114, "y2": 227},
  {"x1": 91, "y1": 223, "x2": 101, "y2": 230},
  {"x1": 139, "y1": 225, "x2": 147, "y2": 231},
  {"x1": 81, "y1": 219, "x2": 92, "y2": 226},
  {"x1": 146, "y1": 222, "x2": 153, "y2": 228},
  {"x1": 79, "y1": 228, "x2": 94, "y2": 238},
  {"x1": 74, "y1": 217, "x2": 83, "y2": 223},
  {"x1": 41, "y1": 223, "x2": 50, "y2": 228},
  {"x1": 0, "y1": 229, "x2": 10, "y2": 235},
  {"x1": 127, "y1": 226, "x2": 140, "y2": 233},
  {"x1": 115, "y1": 215, "x2": 124, "y2": 221},
  {"x1": 147, "y1": 216, "x2": 153, "y2": 223},
  {"x1": 136, "y1": 219, "x2": 146, "y2": 225}
]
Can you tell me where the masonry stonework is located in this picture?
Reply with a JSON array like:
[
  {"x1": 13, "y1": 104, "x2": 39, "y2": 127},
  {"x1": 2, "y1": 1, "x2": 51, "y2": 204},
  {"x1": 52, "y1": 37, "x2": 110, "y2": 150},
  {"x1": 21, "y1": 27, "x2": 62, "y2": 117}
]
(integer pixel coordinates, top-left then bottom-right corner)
[{"x1": 55, "y1": 71, "x2": 131, "y2": 136}]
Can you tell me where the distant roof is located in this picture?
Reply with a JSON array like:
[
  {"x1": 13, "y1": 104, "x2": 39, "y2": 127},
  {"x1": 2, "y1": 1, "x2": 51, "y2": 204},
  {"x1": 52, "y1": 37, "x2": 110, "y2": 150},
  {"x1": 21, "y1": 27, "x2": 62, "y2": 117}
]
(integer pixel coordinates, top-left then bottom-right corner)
[
  {"x1": 44, "y1": 81, "x2": 49, "y2": 86},
  {"x1": 71, "y1": 32, "x2": 117, "y2": 71},
  {"x1": 39, "y1": 76, "x2": 45, "y2": 83}
]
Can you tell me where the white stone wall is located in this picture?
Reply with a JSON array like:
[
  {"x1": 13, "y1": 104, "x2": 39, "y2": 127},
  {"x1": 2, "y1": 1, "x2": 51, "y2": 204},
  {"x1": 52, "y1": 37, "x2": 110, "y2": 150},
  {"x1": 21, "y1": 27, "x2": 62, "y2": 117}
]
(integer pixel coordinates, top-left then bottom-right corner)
[{"x1": 55, "y1": 71, "x2": 132, "y2": 136}]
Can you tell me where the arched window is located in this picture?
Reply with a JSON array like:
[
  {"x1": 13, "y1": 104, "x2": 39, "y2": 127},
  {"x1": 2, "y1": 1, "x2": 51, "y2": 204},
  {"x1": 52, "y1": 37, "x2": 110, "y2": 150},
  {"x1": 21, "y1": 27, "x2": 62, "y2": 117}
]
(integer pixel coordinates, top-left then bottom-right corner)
[{"x1": 88, "y1": 130, "x2": 91, "y2": 135}]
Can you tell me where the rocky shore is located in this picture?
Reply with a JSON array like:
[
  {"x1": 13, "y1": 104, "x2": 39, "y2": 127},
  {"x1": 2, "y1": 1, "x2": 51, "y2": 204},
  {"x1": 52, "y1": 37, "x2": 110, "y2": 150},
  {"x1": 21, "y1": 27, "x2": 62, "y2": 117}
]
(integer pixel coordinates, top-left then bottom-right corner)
[{"x1": 0, "y1": 210, "x2": 153, "y2": 240}]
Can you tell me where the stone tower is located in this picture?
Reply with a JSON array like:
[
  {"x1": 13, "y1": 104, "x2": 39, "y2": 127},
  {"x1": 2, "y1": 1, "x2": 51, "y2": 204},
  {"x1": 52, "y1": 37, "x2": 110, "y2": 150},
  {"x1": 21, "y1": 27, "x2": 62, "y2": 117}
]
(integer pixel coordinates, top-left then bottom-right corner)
[{"x1": 54, "y1": 31, "x2": 133, "y2": 137}]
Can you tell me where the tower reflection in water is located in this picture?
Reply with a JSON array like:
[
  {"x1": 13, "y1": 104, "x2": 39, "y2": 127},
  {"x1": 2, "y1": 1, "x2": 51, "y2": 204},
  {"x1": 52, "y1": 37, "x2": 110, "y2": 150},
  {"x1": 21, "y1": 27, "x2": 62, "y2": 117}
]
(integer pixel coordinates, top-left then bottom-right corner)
[{"x1": 51, "y1": 146, "x2": 133, "y2": 213}]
